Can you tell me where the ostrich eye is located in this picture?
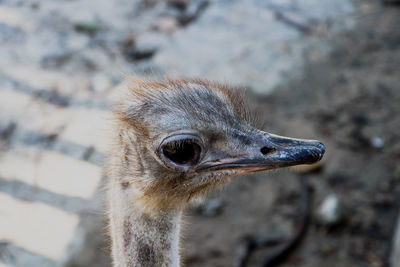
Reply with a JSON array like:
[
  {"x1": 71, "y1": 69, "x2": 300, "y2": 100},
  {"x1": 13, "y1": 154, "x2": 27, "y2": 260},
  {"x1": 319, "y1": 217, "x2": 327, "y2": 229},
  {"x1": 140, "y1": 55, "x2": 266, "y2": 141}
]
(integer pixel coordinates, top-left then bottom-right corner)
[{"x1": 161, "y1": 136, "x2": 202, "y2": 167}]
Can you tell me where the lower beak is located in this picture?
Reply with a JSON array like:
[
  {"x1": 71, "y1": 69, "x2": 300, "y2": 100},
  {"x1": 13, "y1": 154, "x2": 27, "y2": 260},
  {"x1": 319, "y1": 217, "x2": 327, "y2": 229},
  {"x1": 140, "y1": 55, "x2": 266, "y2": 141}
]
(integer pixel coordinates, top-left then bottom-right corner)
[{"x1": 197, "y1": 133, "x2": 325, "y2": 174}]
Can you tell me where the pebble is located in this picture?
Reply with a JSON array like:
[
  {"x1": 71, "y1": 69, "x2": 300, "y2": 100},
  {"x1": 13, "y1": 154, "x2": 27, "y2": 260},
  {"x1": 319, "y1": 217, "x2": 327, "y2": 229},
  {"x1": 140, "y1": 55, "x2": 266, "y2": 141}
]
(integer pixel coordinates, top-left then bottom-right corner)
[
  {"x1": 371, "y1": 137, "x2": 384, "y2": 149},
  {"x1": 74, "y1": 21, "x2": 103, "y2": 35},
  {"x1": 41, "y1": 51, "x2": 72, "y2": 69},
  {"x1": 316, "y1": 194, "x2": 344, "y2": 225},
  {"x1": 0, "y1": 121, "x2": 16, "y2": 141},
  {"x1": 192, "y1": 198, "x2": 224, "y2": 217},
  {"x1": 395, "y1": 167, "x2": 400, "y2": 180}
]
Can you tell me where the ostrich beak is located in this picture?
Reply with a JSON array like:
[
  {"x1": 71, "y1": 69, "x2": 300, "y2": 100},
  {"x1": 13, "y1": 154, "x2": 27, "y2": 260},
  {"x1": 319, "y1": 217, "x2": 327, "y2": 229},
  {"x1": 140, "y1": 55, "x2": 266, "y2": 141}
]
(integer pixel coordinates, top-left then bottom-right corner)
[{"x1": 197, "y1": 133, "x2": 325, "y2": 174}]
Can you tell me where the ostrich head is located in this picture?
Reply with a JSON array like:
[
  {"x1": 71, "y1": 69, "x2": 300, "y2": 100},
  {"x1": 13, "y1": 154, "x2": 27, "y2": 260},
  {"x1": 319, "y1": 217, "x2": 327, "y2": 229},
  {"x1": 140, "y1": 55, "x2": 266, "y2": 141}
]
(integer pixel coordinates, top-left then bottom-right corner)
[{"x1": 113, "y1": 77, "x2": 325, "y2": 212}]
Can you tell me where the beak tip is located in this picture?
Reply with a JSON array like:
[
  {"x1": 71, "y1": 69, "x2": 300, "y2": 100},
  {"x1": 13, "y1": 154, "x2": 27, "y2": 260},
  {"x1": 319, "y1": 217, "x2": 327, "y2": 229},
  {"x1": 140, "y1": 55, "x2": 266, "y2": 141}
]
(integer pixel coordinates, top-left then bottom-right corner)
[
  {"x1": 316, "y1": 141, "x2": 326, "y2": 159},
  {"x1": 297, "y1": 140, "x2": 326, "y2": 164}
]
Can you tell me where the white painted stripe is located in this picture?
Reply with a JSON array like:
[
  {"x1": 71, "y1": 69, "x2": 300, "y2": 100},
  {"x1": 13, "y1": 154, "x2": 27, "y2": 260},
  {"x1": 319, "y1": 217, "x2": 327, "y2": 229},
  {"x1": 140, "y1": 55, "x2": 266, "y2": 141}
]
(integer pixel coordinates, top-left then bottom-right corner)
[
  {"x1": 36, "y1": 151, "x2": 102, "y2": 199},
  {"x1": 0, "y1": 193, "x2": 79, "y2": 260}
]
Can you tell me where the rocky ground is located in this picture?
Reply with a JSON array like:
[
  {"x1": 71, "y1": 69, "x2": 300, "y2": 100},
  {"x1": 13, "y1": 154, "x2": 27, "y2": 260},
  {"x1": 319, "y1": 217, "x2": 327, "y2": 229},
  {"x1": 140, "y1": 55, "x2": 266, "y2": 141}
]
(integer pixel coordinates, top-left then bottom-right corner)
[{"x1": 0, "y1": 0, "x2": 399, "y2": 266}]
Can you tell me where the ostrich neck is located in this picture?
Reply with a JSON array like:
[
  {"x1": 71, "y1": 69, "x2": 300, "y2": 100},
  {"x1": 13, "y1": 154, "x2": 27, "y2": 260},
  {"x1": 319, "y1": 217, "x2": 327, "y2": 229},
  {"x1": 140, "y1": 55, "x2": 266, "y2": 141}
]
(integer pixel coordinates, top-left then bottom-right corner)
[{"x1": 108, "y1": 179, "x2": 182, "y2": 267}]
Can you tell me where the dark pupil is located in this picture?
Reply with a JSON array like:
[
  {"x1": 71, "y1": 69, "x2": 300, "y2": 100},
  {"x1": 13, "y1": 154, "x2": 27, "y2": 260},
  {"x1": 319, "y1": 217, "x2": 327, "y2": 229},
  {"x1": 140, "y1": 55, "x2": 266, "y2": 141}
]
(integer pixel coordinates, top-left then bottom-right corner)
[{"x1": 163, "y1": 140, "x2": 201, "y2": 165}]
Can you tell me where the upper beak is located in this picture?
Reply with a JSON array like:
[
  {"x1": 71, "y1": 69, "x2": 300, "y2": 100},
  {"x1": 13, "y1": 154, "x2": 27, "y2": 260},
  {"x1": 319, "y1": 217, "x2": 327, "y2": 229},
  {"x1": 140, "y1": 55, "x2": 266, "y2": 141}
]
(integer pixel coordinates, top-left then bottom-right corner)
[{"x1": 197, "y1": 132, "x2": 325, "y2": 174}]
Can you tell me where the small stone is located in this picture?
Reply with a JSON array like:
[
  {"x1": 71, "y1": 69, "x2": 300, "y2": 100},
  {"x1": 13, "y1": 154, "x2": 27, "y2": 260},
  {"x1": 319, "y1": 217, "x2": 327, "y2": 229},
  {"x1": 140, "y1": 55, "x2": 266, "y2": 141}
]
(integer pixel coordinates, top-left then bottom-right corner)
[
  {"x1": 201, "y1": 199, "x2": 223, "y2": 217},
  {"x1": 74, "y1": 21, "x2": 103, "y2": 35},
  {"x1": 191, "y1": 198, "x2": 224, "y2": 217},
  {"x1": 316, "y1": 194, "x2": 343, "y2": 226},
  {"x1": 168, "y1": 0, "x2": 188, "y2": 10},
  {"x1": 41, "y1": 51, "x2": 72, "y2": 69},
  {"x1": 177, "y1": 0, "x2": 209, "y2": 26},
  {"x1": 373, "y1": 193, "x2": 394, "y2": 207},
  {"x1": 31, "y1": 2, "x2": 40, "y2": 9},
  {"x1": 394, "y1": 167, "x2": 400, "y2": 180},
  {"x1": 371, "y1": 137, "x2": 384, "y2": 149},
  {"x1": 121, "y1": 33, "x2": 166, "y2": 61},
  {"x1": 0, "y1": 121, "x2": 16, "y2": 141}
]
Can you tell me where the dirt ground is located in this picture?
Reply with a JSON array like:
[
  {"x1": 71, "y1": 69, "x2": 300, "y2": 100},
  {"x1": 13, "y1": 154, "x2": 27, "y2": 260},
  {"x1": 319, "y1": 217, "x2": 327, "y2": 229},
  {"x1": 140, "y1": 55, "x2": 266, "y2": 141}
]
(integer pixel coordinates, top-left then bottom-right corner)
[{"x1": 180, "y1": 5, "x2": 400, "y2": 267}]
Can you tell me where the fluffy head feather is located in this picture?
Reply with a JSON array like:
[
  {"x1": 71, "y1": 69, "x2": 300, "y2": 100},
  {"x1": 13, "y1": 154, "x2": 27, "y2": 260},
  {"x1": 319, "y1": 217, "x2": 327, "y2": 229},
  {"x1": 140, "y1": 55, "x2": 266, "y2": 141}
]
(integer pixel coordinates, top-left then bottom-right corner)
[{"x1": 110, "y1": 77, "x2": 253, "y2": 212}]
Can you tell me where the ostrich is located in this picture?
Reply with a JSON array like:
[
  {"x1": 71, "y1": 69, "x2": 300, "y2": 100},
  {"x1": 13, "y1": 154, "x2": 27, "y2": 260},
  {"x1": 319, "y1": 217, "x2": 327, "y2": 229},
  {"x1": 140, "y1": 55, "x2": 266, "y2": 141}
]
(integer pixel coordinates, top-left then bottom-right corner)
[{"x1": 107, "y1": 77, "x2": 325, "y2": 267}]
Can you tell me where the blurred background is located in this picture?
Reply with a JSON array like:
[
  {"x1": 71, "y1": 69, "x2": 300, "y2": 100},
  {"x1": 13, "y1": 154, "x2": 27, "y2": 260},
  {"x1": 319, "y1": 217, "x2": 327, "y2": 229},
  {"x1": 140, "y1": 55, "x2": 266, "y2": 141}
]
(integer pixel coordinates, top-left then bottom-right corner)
[{"x1": 0, "y1": 0, "x2": 399, "y2": 266}]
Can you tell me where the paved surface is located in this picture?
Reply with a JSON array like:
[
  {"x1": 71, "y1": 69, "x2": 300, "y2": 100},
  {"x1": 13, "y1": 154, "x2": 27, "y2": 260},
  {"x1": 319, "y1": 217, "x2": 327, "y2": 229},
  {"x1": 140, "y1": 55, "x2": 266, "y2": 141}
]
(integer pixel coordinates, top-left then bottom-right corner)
[{"x1": 0, "y1": 0, "x2": 364, "y2": 266}]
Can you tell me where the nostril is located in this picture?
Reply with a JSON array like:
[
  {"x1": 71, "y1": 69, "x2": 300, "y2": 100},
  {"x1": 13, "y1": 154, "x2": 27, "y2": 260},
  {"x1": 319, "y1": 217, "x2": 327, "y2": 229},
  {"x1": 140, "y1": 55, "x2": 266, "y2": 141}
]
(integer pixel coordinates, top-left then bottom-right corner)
[{"x1": 260, "y1": 146, "x2": 276, "y2": 155}]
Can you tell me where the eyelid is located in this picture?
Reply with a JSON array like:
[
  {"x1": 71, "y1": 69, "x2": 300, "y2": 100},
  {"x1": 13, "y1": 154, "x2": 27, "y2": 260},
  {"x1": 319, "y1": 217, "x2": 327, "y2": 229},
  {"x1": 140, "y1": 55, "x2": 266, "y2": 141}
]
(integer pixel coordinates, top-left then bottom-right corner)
[
  {"x1": 158, "y1": 134, "x2": 204, "y2": 170},
  {"x1": 160, "y1": 134, "x2": 203, "y2": 146}
]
